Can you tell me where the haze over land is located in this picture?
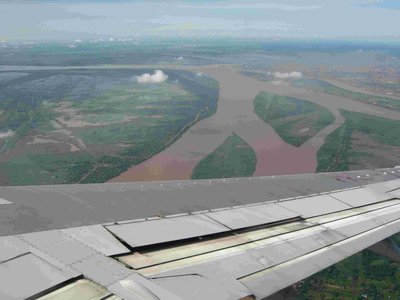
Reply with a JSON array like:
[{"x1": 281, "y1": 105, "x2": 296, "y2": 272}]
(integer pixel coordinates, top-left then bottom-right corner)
[{"x1": 1, "y1": 0, "x2": 400, "y2": 40}]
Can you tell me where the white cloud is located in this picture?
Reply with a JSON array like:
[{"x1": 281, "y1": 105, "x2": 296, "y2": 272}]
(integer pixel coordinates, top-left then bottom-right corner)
[
  {"x1": 137, "y1": 70, "x2": 168, "y2": 83},
  {"x1": 273, "y1": 71, "x2": 303, "y2": 79}
]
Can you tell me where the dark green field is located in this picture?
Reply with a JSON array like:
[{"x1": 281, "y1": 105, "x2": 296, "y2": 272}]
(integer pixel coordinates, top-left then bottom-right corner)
[
  {"x1": 191, "y1": 133, "x2": 257, "y2": 179},
  {"x1": 317, "y1": 110, "x2": 400, "y2": 172},
  {"x1": 253, "y1": 91, "x2": 334, "y2": 147},
  {"x1": 0, "y1": 69, "x2": 219, "y2": 185}
]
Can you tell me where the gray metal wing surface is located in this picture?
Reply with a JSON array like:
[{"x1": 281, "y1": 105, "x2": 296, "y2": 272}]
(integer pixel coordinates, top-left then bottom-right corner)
[{"x1": 1, "y1": 167, "x2": 400, "y2": 299}]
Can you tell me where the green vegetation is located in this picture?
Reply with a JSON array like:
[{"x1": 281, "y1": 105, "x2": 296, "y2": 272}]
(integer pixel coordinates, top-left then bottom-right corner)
[
  {"x1": 0, "y1": 152, "x2": 95, "y2": 186},
  {"x1": 0, "y1": 99, "x2": 56, "y2": 152},
  {"x1": 253, "y1": 91, "x2": 334, "y2": 147},
  {"x1": 0, "y1": 70, "x2": 219, "y2": 185},
  {"x1": 340, "y1": 110, "x2": 400, "y2": 146},
  {"x1": 316, "y1": 123, "x2": 353, "y2": 172},
  {"x1": 317, "y1": 110, "x2": 400, "y2": 172},
  {"x1": 293, "y1": 78, "x2": 400, "y2": 111},
  {"x1": 191, "y1": 133, "x2": 257, "y2": 179}
]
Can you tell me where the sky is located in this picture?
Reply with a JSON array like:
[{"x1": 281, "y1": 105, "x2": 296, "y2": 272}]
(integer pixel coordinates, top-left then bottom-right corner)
[{"x1": 0, "y1": 0, "x2": 400, "y2": 41}]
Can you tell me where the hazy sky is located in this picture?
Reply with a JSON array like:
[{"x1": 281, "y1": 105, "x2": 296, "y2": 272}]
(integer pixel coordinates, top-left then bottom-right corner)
[{"x1": 1, "y1": 0, "x2": 400, "y2": 41}]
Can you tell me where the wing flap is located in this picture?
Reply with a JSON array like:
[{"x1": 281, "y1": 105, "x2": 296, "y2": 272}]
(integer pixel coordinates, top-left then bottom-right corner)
[
  {"x1": 204, "y1": 203, "x2": 299, "y2": 230},
  {"x1": 105, "y1": 214, "x2": 230, "y2": 248}
]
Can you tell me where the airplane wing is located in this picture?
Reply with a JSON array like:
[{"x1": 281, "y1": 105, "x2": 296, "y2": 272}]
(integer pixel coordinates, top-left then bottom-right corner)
[{"x1": 1, "y1": 167, "x2": 400, "y2": 300}]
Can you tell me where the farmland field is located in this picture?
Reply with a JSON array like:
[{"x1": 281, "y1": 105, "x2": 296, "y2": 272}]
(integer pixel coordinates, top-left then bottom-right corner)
[
  {"x1": 191, "y1": 133, "x2": 257, "y2": 179},
  {"x1": 253, "y1": 91, "x2": 334, "y2": 147},
  {"x1": 0, "y1": 69, "x2": 219, "y2": 185},
  {"x1": 317, "y1": 110, "x2": 400, "y2": 172}
]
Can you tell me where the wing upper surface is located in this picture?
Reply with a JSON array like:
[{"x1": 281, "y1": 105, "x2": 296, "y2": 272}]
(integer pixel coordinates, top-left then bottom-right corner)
[{"x1": 0, "y1": 167, "x2": 400, "y2": 299}]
